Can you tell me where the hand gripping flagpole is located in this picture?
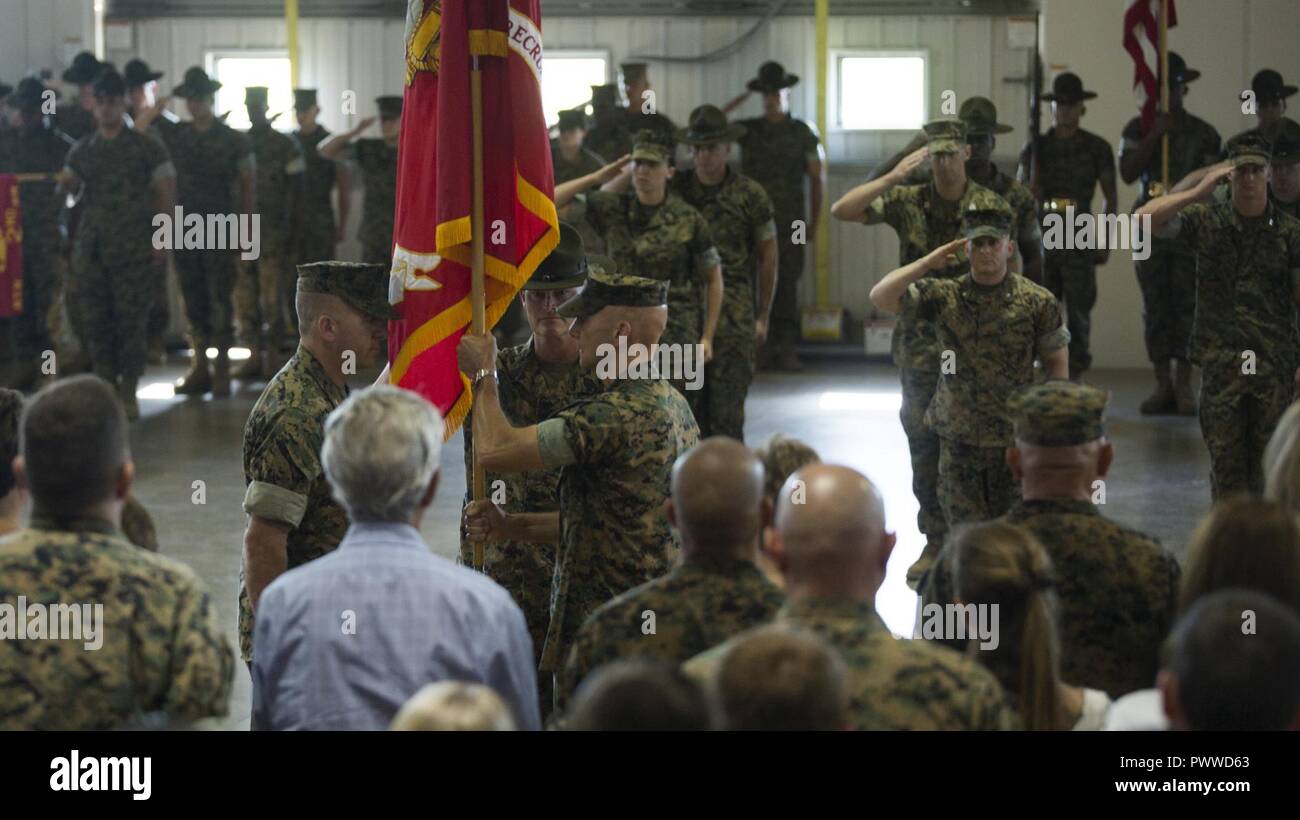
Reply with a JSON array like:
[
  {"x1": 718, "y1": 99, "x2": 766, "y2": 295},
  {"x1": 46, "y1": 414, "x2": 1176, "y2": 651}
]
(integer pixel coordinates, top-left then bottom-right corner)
[{"x1": 470, "y1": 53, "x2": 488, "y2": 571}]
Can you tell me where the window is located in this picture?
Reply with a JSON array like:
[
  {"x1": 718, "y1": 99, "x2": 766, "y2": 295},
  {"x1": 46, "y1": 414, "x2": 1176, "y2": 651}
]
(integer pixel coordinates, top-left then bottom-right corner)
[
  {"x1": 836, "y1": 51, "x2": 928, "y2": 131},
  {"x1": 541, "y1": 50, "x2": 609, "y2": 127},
  {"x1": 205, "y1": 50, "x2": 294, "y2": 131}
]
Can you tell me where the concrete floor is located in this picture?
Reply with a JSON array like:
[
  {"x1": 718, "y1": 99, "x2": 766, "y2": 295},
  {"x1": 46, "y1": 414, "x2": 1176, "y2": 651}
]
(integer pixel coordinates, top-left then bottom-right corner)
[{"x1": 126, "y1": 354, "x2": 1208, "y2": 730}]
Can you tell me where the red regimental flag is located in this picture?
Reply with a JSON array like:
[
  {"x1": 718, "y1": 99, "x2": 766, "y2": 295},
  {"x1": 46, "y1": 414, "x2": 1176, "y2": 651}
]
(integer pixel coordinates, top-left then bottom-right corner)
[
  {"x1": 0, "y1": 175, "x2": 23, "y2": 318},
  {"x1": 1123, "y1": 0, "x2": 1178, "y2": 134},
  {"x1": 388, "y1": 0, "x2": 558, "y2": 439}
]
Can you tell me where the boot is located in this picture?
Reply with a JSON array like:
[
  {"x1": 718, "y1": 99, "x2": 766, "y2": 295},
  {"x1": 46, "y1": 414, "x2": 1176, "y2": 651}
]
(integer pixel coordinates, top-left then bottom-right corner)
[
  {"x1": 119, "y1": 377, "x2": 140, "y2": 421},
  {"x1": 1139, "y1": 361, "x2": 1176, "y2": 415},
  {"x1": 1174, "y1": 358, "x2": 1197, "y2": 415},
  {"x1": 906, "y1": 538, "x2": 945, "y2": 593},
  {"x1": 234, "y1": 347, "x2": 263, "y2": 381},
  {"x1": 212, "y1": 349, "x2": 231, "y2": 398},
  {"x1": 175, "y1": 346, "x2": 212, "y2": 396}
]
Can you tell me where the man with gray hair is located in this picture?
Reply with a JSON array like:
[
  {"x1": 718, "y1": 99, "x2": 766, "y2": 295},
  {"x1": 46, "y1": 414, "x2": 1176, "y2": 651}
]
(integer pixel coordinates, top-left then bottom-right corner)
[{"x1": 251, "y1": 385, "x2": 540, "y2": 731}]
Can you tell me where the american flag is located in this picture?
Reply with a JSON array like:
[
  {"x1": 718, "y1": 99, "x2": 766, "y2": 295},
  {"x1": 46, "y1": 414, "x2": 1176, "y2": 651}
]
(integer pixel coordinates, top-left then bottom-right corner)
[{"x1": 1123, "y1": 0, "x2": 1177, "y2": 133}]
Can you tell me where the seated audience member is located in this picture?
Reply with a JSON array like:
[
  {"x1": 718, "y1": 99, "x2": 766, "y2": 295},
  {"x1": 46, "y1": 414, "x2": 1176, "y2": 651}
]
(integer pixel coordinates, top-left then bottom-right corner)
[
  {"x1": 1159, "y1": 589, "x2": 1300, "y2": 731},
  {"x1": 0, "y1": 388, "x2": 28, "y2": 536},
  {"x1": 923, "y1": 380, "x2": 1179, "y2": 698},
  {"x1": 390, "y1": 682, "x2": 517, "y2": 731},
  {"x1": 1262, "y1": 401, "x2": 1300, "y2": 512},
  {"x1": 753, "y1": 433, "x2": 820, "y2": 587},
  {"x1": 0, "y1": 376, "x2": 233, "y2": 729},
  {"x1": 715, "y1": 625, "x2": 849, "y2": 731},
  {"x1": 568, "y1": 658, "x2": 715, "y2": 731},
  {"x1": 1108, "y1": 497, "x2": 1300, "y2": 729},
  {"x1": 251, "y1": 385, "x2": 541, "y2": 731},
  {"x1": 686, "y1": 464, "x2": 1016, "y2": 730},
  {"x1": 556, "y1": 437, "x2": 784, "y2": 711},
  {"x1": 950, "y1": 521, "x2": 1111, "y2": 730}
]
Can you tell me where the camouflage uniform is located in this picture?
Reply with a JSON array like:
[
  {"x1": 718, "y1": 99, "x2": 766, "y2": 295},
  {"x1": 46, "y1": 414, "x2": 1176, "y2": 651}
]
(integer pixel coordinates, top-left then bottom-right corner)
[
  {"x1": 0, "y1": 118, "x2": 75, "y2": 376},
  {"x1": 166, "y1": 120, "x2": 255, "y2": 350},
  {"x1": 537, "y1": 377, "x2": 699, "y2": 676},
  {"x1": 347, "y1": 138, "x2": 398, "y2": 267},
  {"x1": 239, "y1": 344, "x2": 349, "y2": 661},
  {"x1": 552, "y1": 139, "x2": 607, "y2": 256},
  {"x1": 684, "y1": 597, "x2": 1017, "y2": 730},
  {"x1": 863, "y1": 180, "x2": 1004, "y2": 544},
  {"x1": 1175, "y1": 199, "x2": 1300, "y2": 497},
  {"x1": 1019, "y1": 127, "x2": 1117, "y2": 375},
  {"x1": 923, "y1": 498, "x2": 1180, "y2": 698},
  {"x1": 671, "y1": 166, "x2": 776, "y2": 439},
  {"x1": 291, "y1": 126, "x2": 338, "y2": 330},
  {"x1": 736, "y1": 115, "x2": 821, "y2": 357},
  {"x1": 582, "y1": 189, "x2": 719, "y2": 403},
  {"x1": 63, "y1": 127, "x2": 175, "y2": 381},
  {"x1": 237, "y1": 122, "x2": 304, "y2": 352},
  {"x1": 1120, "y1": 111, "x2": 1221, "y2": 364},
  {"x1": 557, "y1": 557, "x2": 783, "y2": 711},
  {"x1": 901, "y1": 271, "x2": 1069, "y2": 526},
  {"x1": 459, "y1": 338, "x2": 599, "y2": 709},
  {"x1": 0, "y1": 516, "x2": 233, "y2": 729},
  {"x1": 54, "y1": 104, "x2": 96, "y2": 143},
  {"x1": 582, "y1": 109, "x2": 633, "y2": 168}
]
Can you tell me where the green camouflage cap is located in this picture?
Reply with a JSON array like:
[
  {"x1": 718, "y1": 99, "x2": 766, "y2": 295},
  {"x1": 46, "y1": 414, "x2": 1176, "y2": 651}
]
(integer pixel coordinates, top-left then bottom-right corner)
[
  {"x1": 631, "y1": 128, "x2": 674, "y2": 162},
  {"x1": 1271, "y1": 119, "x2": 1300, "y2": 165},
  {"x1": 961, "y1": 198, "x2": 1014, "y2": 239},
  {"x1": 1007, "y1": 379, "x2": 1109, "y2": 446},
  {"x1": 1226, "y1": 133, "x2": 1272, "y2": 168},
  {"x1": 924, "y1": 117, "x2": 967, "y2": 153},
  {"x1": 296, "y1": 261, "x2": 399, "y2": 321},
  {"x1": 557, "y1": 257, "x2": 668, "y2": 318}
]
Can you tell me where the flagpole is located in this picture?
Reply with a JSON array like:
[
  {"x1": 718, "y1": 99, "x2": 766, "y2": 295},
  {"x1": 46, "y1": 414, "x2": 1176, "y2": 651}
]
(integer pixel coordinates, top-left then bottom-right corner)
[
  {"x1": 1158, "y1": 0, "x2": 1169, "y2": 193},
  {"x1": 470, "y1": 53, "x2": 488, "y2": 572}
]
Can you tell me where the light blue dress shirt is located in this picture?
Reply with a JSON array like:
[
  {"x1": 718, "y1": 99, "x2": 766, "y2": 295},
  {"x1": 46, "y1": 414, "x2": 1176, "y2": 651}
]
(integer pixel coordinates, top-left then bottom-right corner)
[{"x1": 252, "y1": 522, "x2": 541, "y2": 730}]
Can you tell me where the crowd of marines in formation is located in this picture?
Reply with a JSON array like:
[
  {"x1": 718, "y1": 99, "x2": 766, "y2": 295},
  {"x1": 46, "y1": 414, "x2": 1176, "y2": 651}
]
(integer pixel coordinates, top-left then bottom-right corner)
[
  {"x1": 0, "y1": 52, "x2": 401, "y2": 416},
  {"x1": 1, "y1": 49, "x2": 1299, "y2": 730}
]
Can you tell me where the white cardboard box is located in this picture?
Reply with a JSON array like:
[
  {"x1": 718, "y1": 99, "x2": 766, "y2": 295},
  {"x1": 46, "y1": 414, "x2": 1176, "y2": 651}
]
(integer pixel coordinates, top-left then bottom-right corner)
[{"x1": 864, "y1": 319, "x2": 895, "y2": 356}]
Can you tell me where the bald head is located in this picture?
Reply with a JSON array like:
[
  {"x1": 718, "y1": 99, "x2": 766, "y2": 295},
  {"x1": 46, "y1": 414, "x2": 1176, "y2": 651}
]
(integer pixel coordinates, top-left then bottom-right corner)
[
  {"x1": 670, "y1": 437, "x2": 764, "y2": 558},
  {"x1": 773, "y1": 464, "x2": 892, "y2": 598}
]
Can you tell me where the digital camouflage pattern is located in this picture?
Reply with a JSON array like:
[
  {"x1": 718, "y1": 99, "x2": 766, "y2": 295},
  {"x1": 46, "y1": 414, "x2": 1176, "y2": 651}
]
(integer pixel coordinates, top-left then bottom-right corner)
[
  {"x1": 348, "y1": 138, "x2": 398, "y2": 267},
  {"x1": 239, "y1": 345, "x2": 349, "y2": 660},
  {"x1": 937, "y1": 438, "x2": 1021, "y2": 527},
  {"x1": 64, "y1": 127, "x2": 175, "y2": 379},
  {"x1": 54, "y1": 104, "x2": 95, "y2": 142},
  {"x1": 540, "y1": 377, "x2": 700, "y2": 673},
  {"x1": 583, "y1": 189, "x2": 719, "y2": 358},
  {"x1": 237, "y1": 122, "x2": 304, "y2": 349},
  {"x1": 557, "y1": 558, "x2": 783, "y2": 711},
  {"x1": 1007, "y1": 379, "x2": 1109, "y2": 446},
  {"x1": 0, "y1": 518, "x2": 233, "y2": 729},
  {"x1": 460, "y1": 339, "x2": 599, "y2": 694},
  {"x1": 1019, "y1": 128, "x2": 1117, "y2": 375},
  {"x1": 1177, "y1": 201, "x2": 1300, "y2": 496},
  {"x1": 165, "y1": 119, "x2": 254, "y2": 349},
  {"x1": 736, "y1": 115, "x2": 820, "y2": 350},
  {"x1": 903, "y1": 272, "x2": 1069, "y2": 446},
  {"x1": 684, "y1": 597, "x2": 1017, "y2": 730},
  {"x1": 671, "y1": 166, "x2": 776, "y2": 439},
  {"x1": 1121, "y1": 111, "x2": 1222, "y2": 364},
  {"x1": 922, "y1": 498, "x2": 1180, "y2": 698},
  {"x1": 1275, "y1": 195, "x2": 1300, "y2": 222},
  {"x1": 0, "y1": 121, "x2": 76, "y2": 364},
  {"x1": 293, "y1": 125, "x2": 338, "y2": 280}
]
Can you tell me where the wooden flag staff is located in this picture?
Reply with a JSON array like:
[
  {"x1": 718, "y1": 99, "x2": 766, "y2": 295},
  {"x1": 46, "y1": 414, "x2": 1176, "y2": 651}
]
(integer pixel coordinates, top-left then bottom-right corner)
[{"x1": 470, "y1": 54, "x2": 488, "y2": 571}]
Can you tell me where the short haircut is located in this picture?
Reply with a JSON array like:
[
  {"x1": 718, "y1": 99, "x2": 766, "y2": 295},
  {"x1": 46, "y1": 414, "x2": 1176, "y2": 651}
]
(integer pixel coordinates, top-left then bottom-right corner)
[
  {"x1": 0, "y1": 388, "x2": 25, "y2": 497},
  {"x1": 717, "y1": 626, "x2": 848, "y2": 730},
  {"x1": 389, "y1": 682, "x2": 516, "y2": 731},
  {"x1": 1168, "y1": 589, "x2": 1300, "y2": 731},
  {"x1": 569, "y1": 658, "x2": 714, "y2": 731},
  {"x1": 321, "y1": 385, "x2": 443, "y2": 523},
  {"x1": 20, "y1": 376, "x2": 127, "y2": 511}
]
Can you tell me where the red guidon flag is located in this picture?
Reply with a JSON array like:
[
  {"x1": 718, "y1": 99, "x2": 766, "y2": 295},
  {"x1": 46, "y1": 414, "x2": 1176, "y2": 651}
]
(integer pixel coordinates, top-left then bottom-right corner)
[
  {"x1": 1123, "y1": 0, "x2": 1178, "y2": 134},
  {"x1": 0, "y1": 175, "x2": 23, "y2": 318},
  {"x1": 388, "y1": 0, "x2": 558, "y2": 438}
]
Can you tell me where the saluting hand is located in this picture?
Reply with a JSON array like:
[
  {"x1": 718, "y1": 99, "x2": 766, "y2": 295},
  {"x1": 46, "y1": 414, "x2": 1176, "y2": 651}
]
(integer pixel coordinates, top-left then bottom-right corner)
[
  {"x1": 926, "y1": 236, "x2": 968, "y2": 271},
  {"x1": 355, "y1": 116, "x2": 377, "y2": 134},
  {"x1": 595, "y1": 154, "x2": 632, "y2": 185},
  {"x1": 1194, "y1": 161, "x2": 1233, "y2": 198},
  {"x1": 889, "y1": 146, "x2": 930, "y2": 183},
  {"x1": 463, "y1": 500, "x2": 508, "y2": 543}
]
